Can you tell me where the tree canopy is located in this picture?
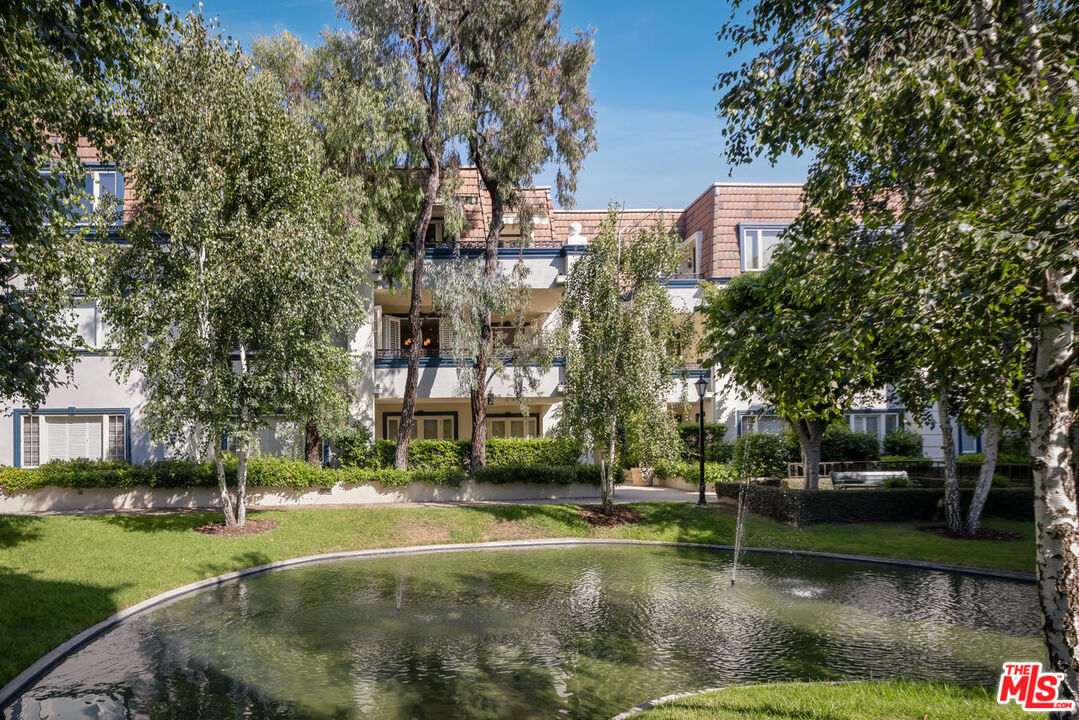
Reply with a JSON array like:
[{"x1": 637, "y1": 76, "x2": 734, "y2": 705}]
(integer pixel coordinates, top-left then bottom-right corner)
[{"x1": 103, "y1": 14, "x2": 368, "y2": 526}]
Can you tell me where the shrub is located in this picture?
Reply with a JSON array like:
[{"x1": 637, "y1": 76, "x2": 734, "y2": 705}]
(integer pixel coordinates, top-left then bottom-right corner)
[
  {"x1": 372, "y1": 439, "x2": 469, "y2": 470},
  {"x1": 713, "y1": 484, "x2": 1033, "y2": 525},
  {"x1": 731, "y1": 433, "x2": 790, "y2": 478},
  {"x1": 653, "y1": 460, "x2": 737, "y2": 485},
  {"x1": 992, "y1": 473, "x2": 1009, "y2": 488},
  {"x1": 883, "y1": 475, "x2": 912, "y2": 488},
  {"x1": 879, "y1": 455, "x2": 934, "y2": 472},
  {"x1": 820, "y1": 425, "x2": 880, "y2": 461},
  {"x1": 677, "y1": 423, "x2": 733, "y2": 463},
  {"x1": 485, "y1": 437, "x2": 583, "y2": 467},
  {"x1": 883, "y1": 428, "x2": 923, "y2": 458},
  {"x1": 326, "y1": 422, "x2": 375, "y2": 468},
  {"x1": 245, "y1": 456, "x2": 329, "y2": 488},
  {"x1": 472, "y1": 464, "x2": 602, "y2": 485},
  {"x1": 958, "y1": 452, "x2": 1030, "y2": 465}
]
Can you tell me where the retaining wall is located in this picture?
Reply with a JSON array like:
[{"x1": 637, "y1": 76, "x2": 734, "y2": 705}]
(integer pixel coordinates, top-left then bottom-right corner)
[{"x1": 0, "y1": 480, "x2": 601, "y2": 514}]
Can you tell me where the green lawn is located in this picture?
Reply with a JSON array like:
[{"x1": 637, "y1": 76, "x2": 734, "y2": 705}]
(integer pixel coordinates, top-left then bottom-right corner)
[
  {"x1": 627, "y1": 680, "x2": 1026, "y2": 719},
  {"x1": 0, "y1": 502, "x2": 1034, "y2": 689}
]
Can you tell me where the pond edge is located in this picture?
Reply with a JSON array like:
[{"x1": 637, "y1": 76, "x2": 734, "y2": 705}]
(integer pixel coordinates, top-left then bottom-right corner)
[{"x1": 0, "y1": 538, "x2": 1036, "y2": 711}]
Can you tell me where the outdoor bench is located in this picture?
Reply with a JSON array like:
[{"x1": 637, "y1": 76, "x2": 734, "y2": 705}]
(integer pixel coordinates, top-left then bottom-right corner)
[{"x1": 830, "y1": 470, "x2": 909, "y2": 489}]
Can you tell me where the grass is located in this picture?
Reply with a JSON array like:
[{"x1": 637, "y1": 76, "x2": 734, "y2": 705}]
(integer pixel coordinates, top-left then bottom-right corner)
[
  {"x1": 627, "y1": 679, "x2": 1026, "y2": 719},
  {"x1": 0, "y1": 502, "x2": 1034, "y2": 690}
]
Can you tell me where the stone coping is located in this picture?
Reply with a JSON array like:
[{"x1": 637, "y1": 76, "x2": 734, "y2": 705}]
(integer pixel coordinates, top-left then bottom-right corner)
[{"x1": 0, "y1": 539, "x2": 1035, "y2": 711}]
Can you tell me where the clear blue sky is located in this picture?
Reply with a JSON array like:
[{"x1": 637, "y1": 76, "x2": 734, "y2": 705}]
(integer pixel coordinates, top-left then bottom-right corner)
[{"x1": 201, "y1": 0, "x2": 810, "y2": 210}]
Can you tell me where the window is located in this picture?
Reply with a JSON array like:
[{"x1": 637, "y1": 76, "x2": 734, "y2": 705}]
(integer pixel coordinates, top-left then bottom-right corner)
[
  {"x1": 740, "y1": 226, "x2": 785, "y2": 271},
  {"x1": 19, "y1": 413, "x2": 127, "y2": 467},
  {"x1": 108, "y1": 415, "x2": 126, "y2": 460},
  {"x1": 67, "y1": 301, "x2": 108, "y2": 348},
  {"x1": 740, "y1": 413, "x2": 785, "y2": 435},
  {"x1": 385, "y1": 414, "x2": 454, "y2": 440},
  {"x1": 76, "y1": 170, "x2": 124, "y2": 223},
  {"x1": 958, "y1": 425, "x2": 982, "y2": 454},
  {"x1": 22, "y1": 416, "x2": 39, "y2": 468},
  {"x1": 383, "y1": 317, "x2": 401, "y2": 350},
  {"x1": 849, "y1": 412, "x2": 902, "y2": 447},
  {"x1": 488, "y1": 416, "x2": 539, "y2": 438}
]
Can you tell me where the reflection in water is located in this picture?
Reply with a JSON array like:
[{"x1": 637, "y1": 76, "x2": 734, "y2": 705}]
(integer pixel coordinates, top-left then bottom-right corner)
[{"x1": 5, "y1": 546, "x2": 1041, "y2": 720}]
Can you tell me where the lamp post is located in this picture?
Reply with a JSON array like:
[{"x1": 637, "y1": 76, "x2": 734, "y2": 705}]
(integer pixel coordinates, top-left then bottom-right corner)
[
  {"x1": 695, "y1": 374, "x2": 709, "y2": 506},
  {"x1": 487, "y1": 391, "x2": 495, "y2": 406}
]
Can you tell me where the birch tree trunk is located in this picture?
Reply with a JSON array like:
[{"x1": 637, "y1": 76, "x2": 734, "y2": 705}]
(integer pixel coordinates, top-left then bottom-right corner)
[
  {"x1": 1031, "y1": 267, "x2": 1079, "y2": 711},
  {"x1": 601, "y1": 419, "x2": 617, "y2": 515},
  {"x1": 304, "y1": 420, "x2": 321, "y2": 465},
  {"x1": 235, "y1": 440, "x2": 248, "y2": 527},
  {"x1": 936, "y1": 387, "x2": 962, "y2": 533},
  {"x1": 213, "y1": 444, "x2": 237, "y2": 526},
  {"x1": 965, "y1": 415, "x2": 1000, "y2": 535}
]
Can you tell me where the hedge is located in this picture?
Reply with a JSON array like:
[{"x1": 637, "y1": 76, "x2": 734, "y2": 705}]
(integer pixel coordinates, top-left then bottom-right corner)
[
  {"x1": 355, "y1": 437, "x2": 583, "y2": 470},
  {"x1": 731, "y1": 433, "x2": 792, "y2": 478},
  {"x1": 713, "y1": 483, "x2": 1034, "y2": 525},
  {"x1": 654, "y1": 460, "x2": 738, "y2": 485},
  {"x1": 883, "y1": 428, "x2": 923, "y2": 458},
  {"x1": 0, "y1": 456, "x2": 597, "y2": 493},
  {"x1": 472, "y1": 463, "x2": 602, "y2": 485},
  {"x1": 371, "y1": 439, "x2": 470, "y2": 470},
  {"x1": 484, "y1": 437, "x2": 584, "y2": 466}
]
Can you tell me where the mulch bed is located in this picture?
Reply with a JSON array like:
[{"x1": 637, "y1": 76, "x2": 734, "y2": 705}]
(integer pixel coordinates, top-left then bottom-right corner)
[
  {"x1": 577, "y1": 506, "x2": 641, "y2": 527},
  {"x1": 193, "y1": 518, "x2": 277, "y2": 537},
  {"x1": 918, "y1": 525, "x2": 1022, "y2": 541}
]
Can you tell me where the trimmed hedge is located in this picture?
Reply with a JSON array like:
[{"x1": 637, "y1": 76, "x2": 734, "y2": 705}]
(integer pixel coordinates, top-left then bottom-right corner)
[
  {"x1": 472, "y1": 463, "x2": 602, "y2": 485},
  {"x1": 713, "y1": 483, "x2": 1033, "y2": 525},
  {"x1": 359, "y1": 437, "x2": 584, "y2": 470},
  {"x1": 372, "y1": 439, "x2": 470, "y2": 470},
  {"x1": 654, "y1": 460, "x2": 738, "y2": 485},
  {"x1": 731, "y1": 433, "x2": 791, "y2": 478},
  {"x1": 0, "y1": 455, "x2": 599, "y2": 493},
  {"x1": 484, "y1": 437, "x2": 584, "y2": 466},
  {"x1": 820, "y1": 426, "x2": 880, "y2": 461}
]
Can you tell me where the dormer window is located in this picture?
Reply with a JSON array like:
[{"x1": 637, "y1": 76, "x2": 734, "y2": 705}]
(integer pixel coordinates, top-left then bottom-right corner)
[{"x1": 739, "y1": 224, "x2": 786, "y2": 271}]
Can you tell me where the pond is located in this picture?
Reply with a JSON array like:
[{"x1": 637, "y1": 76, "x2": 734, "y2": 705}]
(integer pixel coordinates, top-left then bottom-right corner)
[{"x1": 4, "y1": 544, "x2": 1041, "y2": 719}]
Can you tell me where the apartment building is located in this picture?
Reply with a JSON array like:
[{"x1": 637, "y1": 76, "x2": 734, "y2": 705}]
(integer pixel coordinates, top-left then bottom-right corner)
[{"x1": 1, "y1": 165, "x2": 962, "y2": 468}]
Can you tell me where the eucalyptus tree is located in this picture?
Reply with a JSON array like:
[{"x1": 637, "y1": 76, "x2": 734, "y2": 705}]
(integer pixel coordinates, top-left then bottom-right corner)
[
  {"x1": 559, "y1": 209, "x2": 684, "y2": 515},
  {"x1": 0, "y1": 0, "x2": 162, "y2": 406},
  {"x1": 252, "y1": 30, "x2": 422, "y2": 462},
  {"x1": 337, "y1": 0, "x2": 471, "y2": 470},
  {"x1": 717, "y1": 0, "x2": 1079, "y2": 699},
  {"x1": 433, "y1": 0, "x2": 596, "y2": 469},
  {"x1": 699, "y1": 247, "x2": 879, "y2": 490},
  {"x1": 103, "y1": 15, "x2": 367, "y2": 527}
]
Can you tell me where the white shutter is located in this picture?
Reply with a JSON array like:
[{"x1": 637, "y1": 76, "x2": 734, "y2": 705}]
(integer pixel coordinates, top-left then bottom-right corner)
[
  {"x1": 439, "y1": 321, "x2": 453, "y2": 355},
  {"x1": 383, "y1": 317, "x2": 401, "y2": 350},
  {"x1": 45, "y1": 416, "x2": 104, "y2": 461}
]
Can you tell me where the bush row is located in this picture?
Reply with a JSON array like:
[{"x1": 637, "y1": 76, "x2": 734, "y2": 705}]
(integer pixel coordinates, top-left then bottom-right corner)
[
  {"x1": 344, "y1": 437, "x2": 584, "y2": 470},
  {"x1": 654, "y1": 460, "x2": 738, "y2": 485},
  {"x1": 0, "y1": 455, "x2": 601, "y2": 493},
  {"x1": 713, "y1": 483, "x2": 1033, "y2": 525}
]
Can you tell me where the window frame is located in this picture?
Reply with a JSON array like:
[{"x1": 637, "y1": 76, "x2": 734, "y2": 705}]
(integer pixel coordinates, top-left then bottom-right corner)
[
  {"x1": 486, "y1": 413, "x2": 541, "y2": 439},
  {"x1": 381, "y1": 411, "x2": 458, "y2": 441},
  {"x1": 13, "y1": 408, "x2": 130, "y2": 468},
  {"x1": 847, "y1": 410, "x2": 904, "y2": 448},
  {"x1": 737, "y1": 223, "x2": 788, "y2": 272}
]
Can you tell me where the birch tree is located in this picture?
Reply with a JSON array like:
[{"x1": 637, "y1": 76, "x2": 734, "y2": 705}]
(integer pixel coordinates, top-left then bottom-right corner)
[
  {"x1": 337, "y1": 0, "x2": 471, "y2": 470},
  {"x1": 434, "y1": 0, "x2": 596, "y2": 470},
  {"x1": 103, "y1": 14, "x2": 367, "y2": 527},
  {"x1": 718, "y1": 0, "x2": 1079, "y2": 703},
  {"x1": 0, "y1": 0, "x2": 161, "y2": 406},
  {"x1": 558, "y1": 209, "x2": 683, "y2": 514}
]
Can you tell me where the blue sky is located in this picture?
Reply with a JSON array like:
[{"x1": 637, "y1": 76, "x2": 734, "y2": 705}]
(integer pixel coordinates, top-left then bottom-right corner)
[{"x1": 200, "y1": 0, "x2": 810, "y2": 209}]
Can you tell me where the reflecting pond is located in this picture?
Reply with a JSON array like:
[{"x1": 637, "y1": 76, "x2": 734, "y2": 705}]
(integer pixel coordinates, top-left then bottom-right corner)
[{"x1": 5, "y1": 545, "x2": 1042, "y2": 719}]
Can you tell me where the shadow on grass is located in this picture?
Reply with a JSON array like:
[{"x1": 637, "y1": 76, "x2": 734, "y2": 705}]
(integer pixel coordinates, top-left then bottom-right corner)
[
  {"x1": 0, "y1": 570, "x2": 129, "y2": 691},
  {"x1": 95, "y1": 511, "x2": 225, "y2": 534},
  {"x1": 0, "y1": 515, "x2": 44, "y2": 549},
  {"x1": 463, "y1": 503, "x2": 588, "y2": 526}
]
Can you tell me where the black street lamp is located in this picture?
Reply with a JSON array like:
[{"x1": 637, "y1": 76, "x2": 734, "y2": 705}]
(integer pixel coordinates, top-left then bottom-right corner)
[
  {"x1": 695, "y1": 374, "x2": 709, "y2": 506},
  {"x1": 487, "y1": 390, "x2": 495, "y2": 406}
]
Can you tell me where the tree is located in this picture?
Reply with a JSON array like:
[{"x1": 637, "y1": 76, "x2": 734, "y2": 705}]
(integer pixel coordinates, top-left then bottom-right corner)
[
  {"x1": 252, "y1": 30, "x2": 422, "y2": 463},
  {"x1": 338, "y1": 0, "x2": 471, "y2": 470},
  {"x1": 441, "y1": 0, "x2": 596, "y2": 470},
  {"x1": 558, "y1": 209, "x2": 684, "y2": 514},
  {"x1": 698, "y1": 249, "x2": 879, "y2": 490},
  {"x1": 103, "y1": 14, "x2": 368, "y2": 527},
  {"x1": 0, "y1": 0, "x2": 162, "y2": 406},
  {"x1": 717, "y1": 0, "x2": 1079, "y2": 702}
]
